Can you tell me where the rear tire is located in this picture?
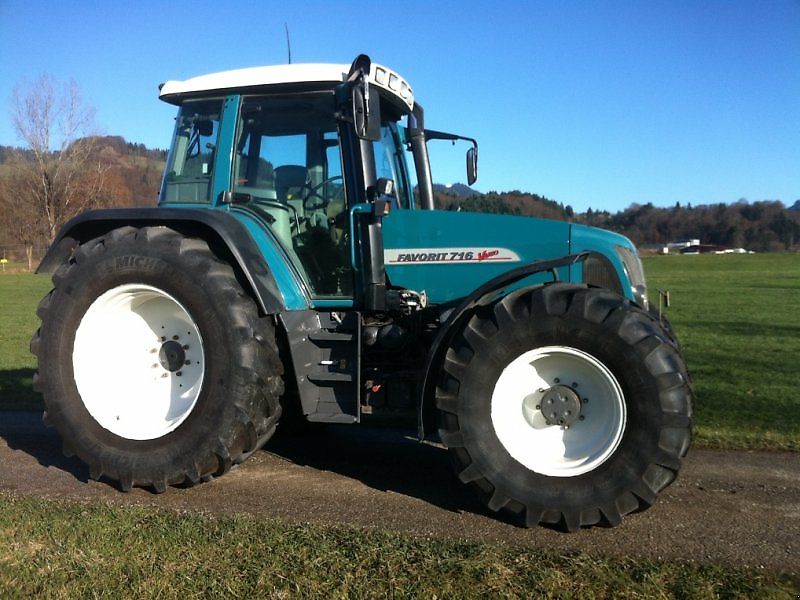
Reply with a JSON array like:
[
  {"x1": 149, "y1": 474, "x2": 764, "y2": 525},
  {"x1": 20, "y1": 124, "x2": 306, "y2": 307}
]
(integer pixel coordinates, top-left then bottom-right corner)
[
  {"x1": 30, "y1": 226, "x2": 283, "y2": 492},
  {"x1": 437, "y1": 283, "x2": 692, "y2": 530}
]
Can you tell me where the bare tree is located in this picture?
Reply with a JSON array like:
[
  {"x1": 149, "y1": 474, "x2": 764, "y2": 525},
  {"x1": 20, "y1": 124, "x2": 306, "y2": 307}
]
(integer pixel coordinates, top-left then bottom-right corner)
[{"x1": 2, "y1": 75, "x2": 108, "y2": 268}]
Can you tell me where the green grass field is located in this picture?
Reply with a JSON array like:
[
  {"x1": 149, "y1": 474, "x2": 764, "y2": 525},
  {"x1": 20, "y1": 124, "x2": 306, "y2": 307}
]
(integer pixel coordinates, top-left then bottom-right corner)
[
  {"x1": 0, "y1": 493, "x2": 796, "y2": 599},
  {"x1": 643, "y1": 253, "x2": 800, "y2": 450},
  {"x1": 1, "y1": 256, "x2": 799, "y2": 596}
]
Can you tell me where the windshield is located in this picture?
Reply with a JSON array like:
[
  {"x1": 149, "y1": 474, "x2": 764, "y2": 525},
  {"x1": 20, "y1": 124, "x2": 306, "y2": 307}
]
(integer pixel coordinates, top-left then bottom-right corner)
[
  {"x1": 372, "y1": 122, "x2": 415, "y2": 209},
  {"x1": 160, "y1": 99, "x2": 222, "y2": 203}
]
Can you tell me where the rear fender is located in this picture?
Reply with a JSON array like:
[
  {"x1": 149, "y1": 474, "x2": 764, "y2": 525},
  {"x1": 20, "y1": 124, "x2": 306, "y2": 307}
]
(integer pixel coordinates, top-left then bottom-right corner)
[{"x1": 37, "y1": 208, "x2": 293, "y2": 315}]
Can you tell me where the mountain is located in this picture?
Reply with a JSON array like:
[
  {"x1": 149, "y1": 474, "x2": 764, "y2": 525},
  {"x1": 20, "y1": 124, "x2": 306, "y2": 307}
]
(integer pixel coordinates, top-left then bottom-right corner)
[
  {"x1": 432, "y1": 183, "x2": 480, "y2": 197},
  {"x1": 789, "y1": 200, "x2": 800, "y2": 211}
]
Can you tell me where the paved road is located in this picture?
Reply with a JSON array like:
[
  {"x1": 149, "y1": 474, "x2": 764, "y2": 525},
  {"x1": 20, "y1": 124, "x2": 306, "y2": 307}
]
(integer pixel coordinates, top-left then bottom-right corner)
[{"x1": 0, "y1": 411, "x2": 797, "y2": 574}]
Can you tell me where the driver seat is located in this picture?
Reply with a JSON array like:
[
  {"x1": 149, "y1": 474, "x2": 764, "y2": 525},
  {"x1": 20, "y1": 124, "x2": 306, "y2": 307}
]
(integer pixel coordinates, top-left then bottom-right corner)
[{"x1": 274, "y1": 165, "x2": 308, "y2": 222}]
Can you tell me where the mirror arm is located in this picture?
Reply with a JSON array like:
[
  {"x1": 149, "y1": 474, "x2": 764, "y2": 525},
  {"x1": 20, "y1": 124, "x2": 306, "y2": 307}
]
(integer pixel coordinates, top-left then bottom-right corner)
[{"x1": 424, "y1": 129, "x2": 478, "y2": 151}]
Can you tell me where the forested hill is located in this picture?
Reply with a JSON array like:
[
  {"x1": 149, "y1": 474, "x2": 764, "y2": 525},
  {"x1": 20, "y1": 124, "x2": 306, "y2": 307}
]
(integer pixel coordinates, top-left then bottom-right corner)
[
  {"x1": 2, "y1": 135, "x2": 797, "y2": 253},
  {"x1": 436, "y1": 187, "x2": 800, "y2": 252},
  {"x1": 0, "y1": 136, "x2": 166, "y2": 209}
]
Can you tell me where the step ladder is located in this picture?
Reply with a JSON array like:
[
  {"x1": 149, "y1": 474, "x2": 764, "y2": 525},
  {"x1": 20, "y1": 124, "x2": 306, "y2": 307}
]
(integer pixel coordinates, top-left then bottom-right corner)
[{"x1": 281, "y1": 310, "x2": 361, "y2": 423}]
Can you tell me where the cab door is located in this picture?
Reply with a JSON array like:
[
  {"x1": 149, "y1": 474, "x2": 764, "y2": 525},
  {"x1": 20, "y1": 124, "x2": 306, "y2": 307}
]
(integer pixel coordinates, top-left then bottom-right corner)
[{"x1": 230, "y1": 93, "x2": 355, "y2": 301}]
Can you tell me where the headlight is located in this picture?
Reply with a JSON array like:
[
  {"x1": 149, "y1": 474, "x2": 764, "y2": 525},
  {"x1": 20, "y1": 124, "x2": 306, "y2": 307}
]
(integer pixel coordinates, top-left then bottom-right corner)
[{"x1": 616, "y1": 245, "x2": 648, "y2": 309}]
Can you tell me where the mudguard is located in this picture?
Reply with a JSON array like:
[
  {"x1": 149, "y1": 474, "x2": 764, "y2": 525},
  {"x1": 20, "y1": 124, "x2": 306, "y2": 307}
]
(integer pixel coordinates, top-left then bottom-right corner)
[{"x1": 37, "y1": 208, "x2": 288, "y2": 315}]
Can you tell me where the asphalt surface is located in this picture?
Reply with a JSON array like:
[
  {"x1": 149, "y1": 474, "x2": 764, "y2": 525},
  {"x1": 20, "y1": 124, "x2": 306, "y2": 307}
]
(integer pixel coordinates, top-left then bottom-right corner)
[{"x1": 0, "y1": 411, "x2": 797, "y2": 574}]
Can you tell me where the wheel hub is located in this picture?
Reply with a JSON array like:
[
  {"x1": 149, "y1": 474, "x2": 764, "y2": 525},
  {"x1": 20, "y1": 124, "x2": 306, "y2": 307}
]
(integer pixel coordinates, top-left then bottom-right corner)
[
  {"x1": 538, "y1": 385, "x2": 582, "y2": 427},
  {"x1": 492, "y1": 346, "x2": 626, "y2": 477},
  {"x1": 73, "y1": 283, "x2": 205, "y2": 440},
  {"x1": 158, "y1": 340, "x2": 186, "y2": 372}
]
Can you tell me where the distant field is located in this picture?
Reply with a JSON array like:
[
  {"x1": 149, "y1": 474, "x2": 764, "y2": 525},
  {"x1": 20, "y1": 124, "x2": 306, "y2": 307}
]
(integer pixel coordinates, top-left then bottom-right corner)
[
  {"x1": 644, "y1": 253, "x2": 800, "y2": 451},
  {"x1": 2, "y1": 253, "x2": 799, "y2": 450}
]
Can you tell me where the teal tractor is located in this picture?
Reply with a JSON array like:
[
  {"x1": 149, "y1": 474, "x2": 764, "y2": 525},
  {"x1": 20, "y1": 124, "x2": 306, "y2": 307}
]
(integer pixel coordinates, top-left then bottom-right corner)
[{"x1": 31, "y1": 55, "x2": 692, "y2": 531}]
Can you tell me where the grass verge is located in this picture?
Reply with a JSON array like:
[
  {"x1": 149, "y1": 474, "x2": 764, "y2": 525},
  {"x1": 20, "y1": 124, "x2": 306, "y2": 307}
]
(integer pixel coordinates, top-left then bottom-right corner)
[
  {"x1": 644, "y1": 253, "x2": 800, "y2": 451},
  {"x1": 0, "y1": 493, "x2": 796, "y2": 599},
  {"x1": 0, "y1": 274, "x2": 50, "y2": 410}
]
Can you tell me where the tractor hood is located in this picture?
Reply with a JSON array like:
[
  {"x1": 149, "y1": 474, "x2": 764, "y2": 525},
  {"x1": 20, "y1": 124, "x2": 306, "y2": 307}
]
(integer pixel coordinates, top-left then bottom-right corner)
[
  {"x1": 383, "y1": 210, "x2": 572, "y2": 305},
  {"x1": 569, "y1": 222, "x2": 637, "y2": 254},
  {"x1": 383, "y1": 210, "x2": 645, "y2": 306}
]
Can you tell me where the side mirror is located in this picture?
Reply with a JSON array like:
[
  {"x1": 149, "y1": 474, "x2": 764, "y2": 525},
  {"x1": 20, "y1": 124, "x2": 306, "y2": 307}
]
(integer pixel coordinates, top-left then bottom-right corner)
[
  {"x1": 352, "y1": 82, "x2": 382, "y2": 141},
  {"x1": 466, "y1": 146, "x2": 478, "y2": 185},
  {"x1": 346, "y1": 54, "x2": 381, "y2": 141}
]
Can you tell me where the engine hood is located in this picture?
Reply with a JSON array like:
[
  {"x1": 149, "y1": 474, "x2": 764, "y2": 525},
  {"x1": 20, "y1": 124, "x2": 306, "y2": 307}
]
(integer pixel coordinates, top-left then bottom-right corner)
[{"x1": 382, "y1": 210, "x2": 571, "y2": 304}]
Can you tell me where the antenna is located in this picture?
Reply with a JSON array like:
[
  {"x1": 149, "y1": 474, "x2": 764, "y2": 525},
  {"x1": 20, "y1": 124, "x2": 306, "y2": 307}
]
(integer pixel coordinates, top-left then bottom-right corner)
[{"x1": 284, "y1": 23, "x2": 292, "y2": 64}]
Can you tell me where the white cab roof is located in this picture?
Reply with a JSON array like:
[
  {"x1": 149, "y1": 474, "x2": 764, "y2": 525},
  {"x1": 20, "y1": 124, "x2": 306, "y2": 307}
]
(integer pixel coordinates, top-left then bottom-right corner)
[
  {"x1": 159, "y1": 64, "x2": 349, "y2": 103},
  {"x1": 159, "y1": 62, "x2": 414, "y2": 110}
]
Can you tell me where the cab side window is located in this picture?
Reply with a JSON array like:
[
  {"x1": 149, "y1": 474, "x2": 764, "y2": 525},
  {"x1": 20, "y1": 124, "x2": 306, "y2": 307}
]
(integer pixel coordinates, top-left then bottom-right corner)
[{"x1": 161, "y1": 99, "x2": 222, "y2": 203}]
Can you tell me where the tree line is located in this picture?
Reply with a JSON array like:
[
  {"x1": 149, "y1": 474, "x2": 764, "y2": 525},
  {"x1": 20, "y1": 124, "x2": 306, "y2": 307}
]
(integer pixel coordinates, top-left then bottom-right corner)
[{"x1": 436, "y1": 190, "x2": 800, "y2": 253}]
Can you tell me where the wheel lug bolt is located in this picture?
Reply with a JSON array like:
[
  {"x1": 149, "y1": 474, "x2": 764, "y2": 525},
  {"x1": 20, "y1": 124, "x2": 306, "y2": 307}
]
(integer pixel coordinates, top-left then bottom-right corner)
[
  {"x1": 172, "y1": 335, "x2": 179, "y2": 341},
  {"x1": 161, "y1": 373, "x2": 168, "y2": 378},
  {"x1": 579, "y1": 415, "x2": 585, "y2": 421},
  {"x1": 554, "y1": 378, "x2": 560, "y2": 384},
  {"x1": 572, "y1": 382, "x2": 578, "y2": 388},
  {"x1": 582, "y1": 398, "x2": 589, "y2": 404},
  {"x1": 183, "y1": 345, "x2": 189, "y2": 350},
  {"x1": 176, "y1": 371, "x2": 182, "y2": 377},
  {"x1": 535, "y1": 405, "x2": 541, "y2": 410},
  {"x1": 160, "y1": 336, "x2": 166, "y2": 342},
  {"x1": 184, "y1": 360, "x2": 191, "y2": 366}
]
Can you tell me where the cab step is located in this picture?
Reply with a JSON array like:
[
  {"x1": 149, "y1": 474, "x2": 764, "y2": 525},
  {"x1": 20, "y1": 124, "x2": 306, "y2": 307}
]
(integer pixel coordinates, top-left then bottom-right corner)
[{"x1": 281, "y1": 310, "x2": 361, "y2": 423}]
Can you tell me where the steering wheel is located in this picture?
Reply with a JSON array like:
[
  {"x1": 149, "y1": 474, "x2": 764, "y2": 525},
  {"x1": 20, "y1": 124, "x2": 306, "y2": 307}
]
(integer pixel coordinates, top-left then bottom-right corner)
[{"x1": 302, "y1": 176, "x2": 344, "y2": 211}]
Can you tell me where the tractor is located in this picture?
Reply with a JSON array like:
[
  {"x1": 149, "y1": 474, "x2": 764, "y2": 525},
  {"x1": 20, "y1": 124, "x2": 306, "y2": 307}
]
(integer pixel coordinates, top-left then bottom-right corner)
[{"x1": 31, "y1": 55, "x2": 692, "y2": 531}]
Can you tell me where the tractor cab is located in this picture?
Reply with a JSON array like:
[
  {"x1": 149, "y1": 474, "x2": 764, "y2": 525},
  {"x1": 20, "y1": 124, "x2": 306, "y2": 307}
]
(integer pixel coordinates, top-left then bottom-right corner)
[{"x1": 158, "y1": 56, "x2": 436, "y2": 307}]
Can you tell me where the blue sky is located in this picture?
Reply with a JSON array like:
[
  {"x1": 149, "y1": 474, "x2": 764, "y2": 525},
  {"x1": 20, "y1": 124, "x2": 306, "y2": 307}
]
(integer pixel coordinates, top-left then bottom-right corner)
[{"x1": 0, "y1": 0, "x2": 797, "y2": 212}]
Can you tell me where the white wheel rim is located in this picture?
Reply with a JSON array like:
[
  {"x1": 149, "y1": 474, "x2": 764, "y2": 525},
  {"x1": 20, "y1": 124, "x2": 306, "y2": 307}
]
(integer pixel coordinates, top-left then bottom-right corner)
[
  {"x1": 491, "y1": 346, "x2": 626, "y2": 477},
  {"x1": 73, "y1": 284, "x2": 205, "y2": 440}
]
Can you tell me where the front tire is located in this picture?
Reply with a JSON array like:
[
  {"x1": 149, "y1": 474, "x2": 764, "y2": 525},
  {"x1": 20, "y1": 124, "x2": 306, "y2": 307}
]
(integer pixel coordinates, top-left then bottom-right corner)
[
  {"x1": 31, "y1": 226, "x2": 283, "y2": 492},
  {"x1": 437, "y1": 283, "x2": 692, "y2": 530}
]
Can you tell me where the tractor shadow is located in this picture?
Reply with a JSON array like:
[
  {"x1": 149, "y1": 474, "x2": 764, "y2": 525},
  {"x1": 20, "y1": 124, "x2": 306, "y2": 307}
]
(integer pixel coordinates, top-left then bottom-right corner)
[
  {"x1": 0, "y1": 382, "x2": 509, "y2": 523},
  {"x1": 0, "y1": 368, "x2": 73, "y2": 474},
  {"x1": 265, "y1": 422, "x2": 502, "y2": 521},
  {"x1": 0, "y1": 368, "x2": 44, "y2": 411}
]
